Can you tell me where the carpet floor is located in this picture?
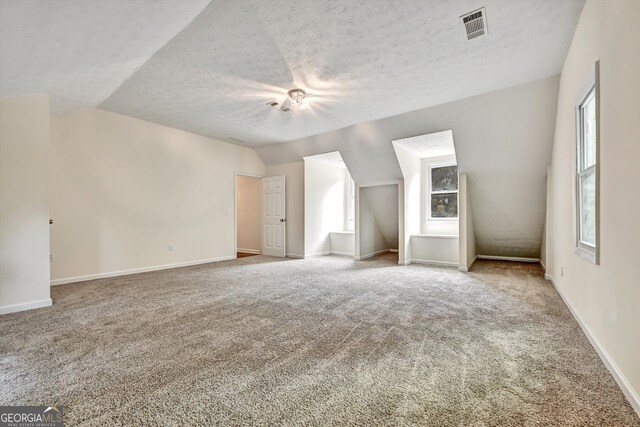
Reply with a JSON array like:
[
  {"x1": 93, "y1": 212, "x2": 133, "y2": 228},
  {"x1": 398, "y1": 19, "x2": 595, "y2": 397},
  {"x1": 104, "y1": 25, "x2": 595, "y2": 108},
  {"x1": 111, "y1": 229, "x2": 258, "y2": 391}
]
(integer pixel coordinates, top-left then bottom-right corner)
[{"x1": 1, "y1": 254, "x2": 638, "y2": 426}]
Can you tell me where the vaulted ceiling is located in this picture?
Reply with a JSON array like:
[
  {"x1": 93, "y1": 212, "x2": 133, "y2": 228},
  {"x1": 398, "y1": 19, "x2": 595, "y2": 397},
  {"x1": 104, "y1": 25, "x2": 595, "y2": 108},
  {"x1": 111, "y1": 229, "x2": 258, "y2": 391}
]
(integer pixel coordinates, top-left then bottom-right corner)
[
  {"x1": 0, "y1": 0, "x2": 210, "y2": 113},
  {"x1": 1, "y1": 0, "x2": 584, "y2": 147}
]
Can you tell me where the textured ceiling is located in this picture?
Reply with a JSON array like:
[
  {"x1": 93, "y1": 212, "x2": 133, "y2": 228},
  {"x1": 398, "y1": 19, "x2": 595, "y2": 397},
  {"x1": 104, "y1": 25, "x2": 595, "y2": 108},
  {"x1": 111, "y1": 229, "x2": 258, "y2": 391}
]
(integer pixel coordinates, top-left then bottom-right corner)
[
  {"x1": 0, "y1": 0, "x2": 211, "y2": 113},
  {"x1": 101, "y1": 0, "x2": 584, "y2": 147},
  {"x1": 394, "y1": 130, "x2": 456, "y2": 159},
  {"x1": 1, "y1": 0, "x2": 583, "y2": 146},
  {"x1": 304, "y1": 151, "x2": 347, "y2": 169}
]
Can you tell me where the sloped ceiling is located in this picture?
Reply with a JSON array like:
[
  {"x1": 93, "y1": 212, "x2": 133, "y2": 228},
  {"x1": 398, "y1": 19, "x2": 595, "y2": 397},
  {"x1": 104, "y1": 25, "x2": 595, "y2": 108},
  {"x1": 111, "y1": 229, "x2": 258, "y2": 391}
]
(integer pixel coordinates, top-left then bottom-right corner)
[
  {"x1": 394, "y1": 130, "x2": 456, "y2": 159},
  {"x1": 257, "y1": 76, "x2": 561, "y2": 258},
  {"x1": 0, "y1": 0, "x2": 211, "y2": 112},
  {"x1": 0, "y1": 0, "x2": 581, "y2": 258},
  {"x1": 2, "y1": 0, "x2": 583, "y2": 146}
]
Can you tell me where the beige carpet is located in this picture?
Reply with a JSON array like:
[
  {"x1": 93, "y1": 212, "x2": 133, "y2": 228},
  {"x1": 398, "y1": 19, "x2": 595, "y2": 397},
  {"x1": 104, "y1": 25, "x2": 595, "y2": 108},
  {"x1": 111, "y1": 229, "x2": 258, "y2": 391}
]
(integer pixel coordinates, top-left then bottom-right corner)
[{"x1": 1, "y1": 254, "x2": 638, "y2": 426}]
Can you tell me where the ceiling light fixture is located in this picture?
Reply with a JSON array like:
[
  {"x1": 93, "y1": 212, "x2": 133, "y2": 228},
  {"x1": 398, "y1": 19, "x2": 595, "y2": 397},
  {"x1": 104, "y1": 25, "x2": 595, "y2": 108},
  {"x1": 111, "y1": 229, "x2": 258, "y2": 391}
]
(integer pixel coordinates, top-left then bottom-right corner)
[
  {"x1": 288, "y1": 88, "x2": 307, "y2": 109},
  {"x1": 267, "y1": 88, "x2": 309, "y2": 112}
]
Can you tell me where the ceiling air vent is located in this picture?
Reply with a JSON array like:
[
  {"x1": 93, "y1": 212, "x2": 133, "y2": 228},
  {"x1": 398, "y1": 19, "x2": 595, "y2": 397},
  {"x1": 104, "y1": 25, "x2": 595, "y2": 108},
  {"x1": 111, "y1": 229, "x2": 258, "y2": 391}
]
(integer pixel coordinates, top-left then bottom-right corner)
[
  {"x1": 267, "y1": 99, "x2": 291, "y2": 112},
  {"x1": 461, "y1": 8, "x2": 487, "y2": 40}
]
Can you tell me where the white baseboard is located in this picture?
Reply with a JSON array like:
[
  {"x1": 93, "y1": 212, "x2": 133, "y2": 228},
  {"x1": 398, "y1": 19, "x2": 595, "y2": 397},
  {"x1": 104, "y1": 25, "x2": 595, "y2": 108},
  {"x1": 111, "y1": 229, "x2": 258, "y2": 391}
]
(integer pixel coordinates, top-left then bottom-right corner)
[
  {"x1": 477, "y1": 255, "x2": 540, "y2": 263},
  {"x1": 389, "y1": 249, "x2": 398, "y2": 253},
  {"x1": 398, "y1": 260, "x2": 412, "y2": 266},
  {"x1": 411, "y1": 259, "x2": 458, "y2": 268},
  {"x1": 546, "y1": 274, "x2": 640, "y2": 416},
  {"x1": 540, "y1": 260, "x2": 547, "y2": 272},
  {"x1": 458, "y1": 255, "x2": 478, "y2": 272},
  {"x1": 286, "y1": 253, "x2": 304, "y2": 259},
  {"x1": 237, "y1": 248, "x2": 260, "y2": 255},
  {"x1": 305, "y1": 251, "x2": 331, "y2": 257},
  {"x1": 357, "y1": 249, "x2": 391, "y2": 261},
  {"x1": 330, "y1": 251, "x2": 355, "y2": 257},
  {"x1": 0, "y1": 298, "x2": 52, "y2": 315},
  {"x1": 51, "y1": 256, "x2": 235, "y2": 286}
]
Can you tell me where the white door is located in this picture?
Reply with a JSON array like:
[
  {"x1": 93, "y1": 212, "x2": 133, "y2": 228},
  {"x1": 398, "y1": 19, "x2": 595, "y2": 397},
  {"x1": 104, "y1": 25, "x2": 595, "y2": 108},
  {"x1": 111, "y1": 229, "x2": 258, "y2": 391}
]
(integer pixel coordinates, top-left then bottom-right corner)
[{"x1": 262, "y1": 175, "x2": 286, "y2": 257}]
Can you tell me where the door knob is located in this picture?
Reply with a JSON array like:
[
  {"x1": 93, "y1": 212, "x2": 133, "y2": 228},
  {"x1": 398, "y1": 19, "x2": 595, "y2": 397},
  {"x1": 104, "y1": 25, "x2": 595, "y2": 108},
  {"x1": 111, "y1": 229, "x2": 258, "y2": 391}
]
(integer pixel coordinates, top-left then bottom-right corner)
[{"x1": 280, "y1": 218, "x2": 286, "y2": 222}]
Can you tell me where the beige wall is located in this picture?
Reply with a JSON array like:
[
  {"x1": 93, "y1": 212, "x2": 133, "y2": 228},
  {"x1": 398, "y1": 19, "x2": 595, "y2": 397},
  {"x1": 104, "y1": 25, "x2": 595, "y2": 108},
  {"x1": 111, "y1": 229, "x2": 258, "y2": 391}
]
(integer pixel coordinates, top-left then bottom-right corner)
[
  {"x1": 546, "y1": 0, "x2": 640, "y2": 412},
  {"x1": 357, "y1": 184, "x2": 399, "y2": 259},
  {"x1": 0, "y1": 95, "x2": 51, "y2": 313},
  {"x1": 50, "y1": 108, "x2": 265, "y2": 282},
  {"x1": 235, "y1": 175, "x2": 261, "y2": 253},
  {"x1": 265, "y1": 162, "x2": 304, "y2": 258}
]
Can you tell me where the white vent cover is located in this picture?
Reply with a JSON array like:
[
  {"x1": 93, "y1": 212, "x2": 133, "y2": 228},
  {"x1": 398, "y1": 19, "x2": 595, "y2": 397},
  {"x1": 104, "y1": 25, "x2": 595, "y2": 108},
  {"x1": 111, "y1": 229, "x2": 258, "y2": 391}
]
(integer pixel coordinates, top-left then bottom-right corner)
[
  {"x1": 266, "y1": 99, "x2": 291, "y2": 112},
  {"x1": 461, "y1": 8, "x2": 487, "y2": 40}
]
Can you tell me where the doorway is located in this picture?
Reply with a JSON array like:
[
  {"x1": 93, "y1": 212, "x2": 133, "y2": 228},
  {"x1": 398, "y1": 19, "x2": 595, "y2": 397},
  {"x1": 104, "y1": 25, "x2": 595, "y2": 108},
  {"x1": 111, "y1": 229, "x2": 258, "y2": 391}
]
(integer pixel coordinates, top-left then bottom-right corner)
[
  {"x1": 356, "y1": 182, "x2": 402, "y2": 262},
  {"x1": 235, "y1": 174, "x2": 262, "y2": 258}
]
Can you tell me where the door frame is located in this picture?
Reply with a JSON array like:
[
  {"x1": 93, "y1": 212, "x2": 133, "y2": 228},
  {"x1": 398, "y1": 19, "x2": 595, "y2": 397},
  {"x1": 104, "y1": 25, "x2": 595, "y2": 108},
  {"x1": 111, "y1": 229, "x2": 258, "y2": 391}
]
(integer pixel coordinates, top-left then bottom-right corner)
[
  {"x1": 355, "y1": 180, "x2": 405, "y2": 263},
  {"x1": 233, "y1": 172, "x2": 263, "y2": 259}
]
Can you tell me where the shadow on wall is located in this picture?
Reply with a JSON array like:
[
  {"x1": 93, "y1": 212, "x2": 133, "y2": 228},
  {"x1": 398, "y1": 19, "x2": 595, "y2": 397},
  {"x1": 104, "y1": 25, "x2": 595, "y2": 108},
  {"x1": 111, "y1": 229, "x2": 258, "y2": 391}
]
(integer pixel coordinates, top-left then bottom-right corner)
[{"x1": 358, "y1": 184, "x2": 398, "y2": 260}]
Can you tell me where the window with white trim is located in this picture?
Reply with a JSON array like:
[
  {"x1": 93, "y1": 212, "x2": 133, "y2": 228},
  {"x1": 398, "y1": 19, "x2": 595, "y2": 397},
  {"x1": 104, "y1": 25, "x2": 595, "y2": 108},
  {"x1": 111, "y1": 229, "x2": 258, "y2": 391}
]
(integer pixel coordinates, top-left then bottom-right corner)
[
  {"x1": 576, "y1": 78, "x2": 598, "y2": 263},
  {"x1": 427, "y1": 164, "x2": 458, "y2": 220}
]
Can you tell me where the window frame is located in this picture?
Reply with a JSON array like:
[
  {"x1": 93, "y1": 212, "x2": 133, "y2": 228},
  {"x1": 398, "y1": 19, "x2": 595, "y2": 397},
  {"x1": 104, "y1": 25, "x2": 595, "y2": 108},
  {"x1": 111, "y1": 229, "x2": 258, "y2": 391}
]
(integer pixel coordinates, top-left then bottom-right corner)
[
  {"x1": 346, "y1": 176, "x2": 355, "y2": 231},
  {"x1": 574, "y1": 61, "x2": 600, "y2": 264},
  {"x1": 423, "y1": 158, "x2": 459, "y2": 222}
]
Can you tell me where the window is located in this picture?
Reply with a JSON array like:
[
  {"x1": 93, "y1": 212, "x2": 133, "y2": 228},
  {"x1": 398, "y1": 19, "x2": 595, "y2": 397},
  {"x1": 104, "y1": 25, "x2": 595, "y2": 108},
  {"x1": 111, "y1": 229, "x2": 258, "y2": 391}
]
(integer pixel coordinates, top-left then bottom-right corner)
[
  {"x1": 576, "y1": 64, "x2": 599, "y2": 263},
  {"x1": 428, "y1": 164, "x2": 458, "y2": 219}
]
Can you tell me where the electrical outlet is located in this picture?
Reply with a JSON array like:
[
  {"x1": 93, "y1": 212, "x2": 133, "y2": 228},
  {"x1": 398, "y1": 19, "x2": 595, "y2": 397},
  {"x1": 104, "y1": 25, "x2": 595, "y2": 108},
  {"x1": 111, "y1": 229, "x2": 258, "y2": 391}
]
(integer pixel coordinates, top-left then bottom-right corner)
[
  {"x1": 169, "y1": 244, "x2": 174, "y2": 252},
  {"x1": 50, "y1": 253, "x2": 54, "y2": 262},
  {"x1": 561, "y1": 266, "x2": 564, "y2": 277}
]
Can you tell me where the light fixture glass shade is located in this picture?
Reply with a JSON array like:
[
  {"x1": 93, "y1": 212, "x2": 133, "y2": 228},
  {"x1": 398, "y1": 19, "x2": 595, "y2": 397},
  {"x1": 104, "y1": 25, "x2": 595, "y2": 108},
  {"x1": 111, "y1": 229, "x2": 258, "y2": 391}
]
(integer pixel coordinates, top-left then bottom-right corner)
[{"x1": 287, "y1": 89, "x2": 306, "y2": 108}]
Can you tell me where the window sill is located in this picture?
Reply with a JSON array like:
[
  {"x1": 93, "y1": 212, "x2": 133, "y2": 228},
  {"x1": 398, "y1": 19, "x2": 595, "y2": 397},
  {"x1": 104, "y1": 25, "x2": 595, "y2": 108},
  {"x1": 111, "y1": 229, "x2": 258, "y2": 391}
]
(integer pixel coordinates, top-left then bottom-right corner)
[
  {"x1": 330, "y1": 231, "x2": 355, "y2": 234},
  {"x1": 412, "y1": 234, "x2": 459, "y2": 240},
  {"x1": 575, "y1": 245, "x2": 598, "y2": 264}
]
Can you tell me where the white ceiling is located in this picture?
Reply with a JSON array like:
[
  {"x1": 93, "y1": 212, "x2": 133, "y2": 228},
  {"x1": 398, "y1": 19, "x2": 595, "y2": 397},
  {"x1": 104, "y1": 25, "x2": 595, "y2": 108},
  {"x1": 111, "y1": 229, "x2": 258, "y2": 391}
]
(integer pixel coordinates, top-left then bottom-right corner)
[
  {"x1": 304, "y1": 151, "x2": 347, "y2": 169},
  {"x1": 393, "y1": 130, "x2": 456, "y2": 159},
  {"x1": 1, "y1": 0, "x2": 584, "y2": 147},
  {"x1": 0, "y1": 0, "x2": 210, "y2": 112}
]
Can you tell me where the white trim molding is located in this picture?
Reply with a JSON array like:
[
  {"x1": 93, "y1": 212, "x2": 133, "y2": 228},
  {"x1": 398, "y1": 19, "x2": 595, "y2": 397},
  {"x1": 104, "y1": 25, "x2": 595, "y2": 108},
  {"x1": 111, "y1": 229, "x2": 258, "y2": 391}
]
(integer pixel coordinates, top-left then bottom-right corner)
[
  {"x1": 305, "y1": 251, "x2": 331, "y2": 257},
  {"x1": 330, "y1": 251, "x2": 355, "y2": 257},
  {"x1": 458, "y1": 255, "x2": 477, "y2": 272},
  {"x1": 0, "y1": 298, "x2": 52, "y2": 315},
  {"x1": 411, "y1": 259, "x2": 458, "y2": 268},
  {"x1": 546, "y1": 274, "x2": 640, "y2": 416},
  {"x1": 286, "y1": 253, "x2": 305, "y2": 259},
  {"x1": 51, "y1": 256, "x2": 234, "y2": 286},
  {"x1": 412, "y1": 234, "x2": 459, "y2": 240},
  {"x1": 357, "y1": 249, "x2": 391, "y2": 261},
  {"x1": 477, "y1": 255, "x2": 540, "y2": 263},
  {"x1": 237, "y1": 248, "x2": 261, "y2": 255}
]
